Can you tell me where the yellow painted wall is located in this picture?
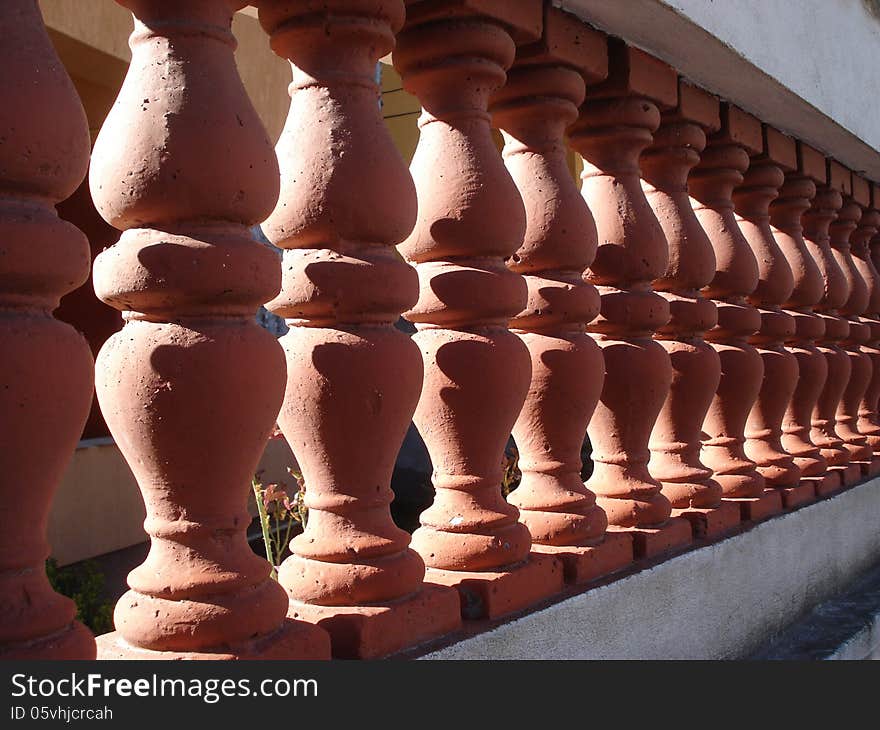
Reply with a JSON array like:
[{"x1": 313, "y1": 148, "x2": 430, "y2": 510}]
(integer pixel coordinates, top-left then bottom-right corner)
[{"x1": 40, "y1": 2, "x2": 290, "y2": 143}]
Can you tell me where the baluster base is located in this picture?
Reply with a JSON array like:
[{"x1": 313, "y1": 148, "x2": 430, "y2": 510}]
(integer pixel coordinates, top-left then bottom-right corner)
[
  {"x1": 800, "y1": 471, "x2": 841, "y2": 498},
  {"x1": 424, "y1": 554, "x2": 563, "y2": 621},
  {"x1": 723, "y1": 490, "x2": 784, "y2": 523},
  {"x1": 672, "y1": 502, "x2": 741, "y2": 540},
  {"x1": 851, "y1": 457, "x2": 880, "y2": 479},
  {"x1": 531, "y1": 533, "x2": 633, "y2": 586},
  {"x1": 772, "y1": 481, "x2": 818, "y2": 510},
  {"x1": 287, "y1": 584, "x2": 461, "y2": 660},
  {"x1": 825, "y1": 463, "x2": 863, "y2": 489},
  {"x1": 607, "y1": 518, "x2": 692, "y2": 560},
  {"x1": 96, "y1": 619, "x2": 330, "y2": 660}
]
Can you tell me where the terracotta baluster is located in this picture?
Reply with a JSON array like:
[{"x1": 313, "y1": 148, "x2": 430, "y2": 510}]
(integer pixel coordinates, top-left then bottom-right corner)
[
  {"x1": 490, "y1": 9, "x2": 632, "y2": 584},
  {"x1": 830, "y1": 164, "x2": 879, "y2": 477},
  {"x1": 772, "y1": 142, "x2": 840, "y2": 497},
  {"x1": 394, "y1": 0, "x2": 563, "y2": 620},
  {"x1": 733, "y1": 128, "x2": 815, "y2": 508},
  {"x1": 257, "y1": 0, "x2": 461, "y2": 658},
  {"x1": 689, "y1": 105, "x2": 783, "y2": 521},
  {"x1": 89, "y1": 0, "x2": 329, "y2": 659},
  {"x1": 804, "y1": 158, "x2": 861, "y2": 485},
  {"x1": 856, "y1": 182, "x2": 880, "y2": 452},
  {"x1": 0, "y1": 0, "x2": 95, "y2": 660},
  {"x1": 568, "y1": 40, "x2": 691, "y2": 558},
  {"x1": 642, "y1": 82, "x2": 740, "y2": 538}
]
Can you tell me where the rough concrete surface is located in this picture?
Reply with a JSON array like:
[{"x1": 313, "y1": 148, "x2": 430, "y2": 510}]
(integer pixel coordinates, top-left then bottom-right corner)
[{"x1": 752, "y1": 560, "x2": 880, "y2": 660}]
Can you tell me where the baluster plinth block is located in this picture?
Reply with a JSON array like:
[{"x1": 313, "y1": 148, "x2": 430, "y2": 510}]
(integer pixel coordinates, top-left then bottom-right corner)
[
  {"x1": 491, "y1": 9, "x2": 632, "y2": 584},
  {"x1": 643, "y1": 81, "x2": 740, "y2": 539},
  {"x1": 394, "y1": 0, "x2": 565, "y2": 620},
  {"x1": 90, "y1": 0, "x2": 329, "y2": 659},
  {"x1": 691, "y1": 105, "x2": 783, "y2": 522},
  {"x1": 569, "y1": 40, "x2": 691, "y2": 558},
  {"x1": 0, "y1": 0, "x2": 95, "y2": 660}
]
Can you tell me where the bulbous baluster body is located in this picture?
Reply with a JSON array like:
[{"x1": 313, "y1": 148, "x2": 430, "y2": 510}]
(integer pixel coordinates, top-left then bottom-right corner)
[
  {"x1": 89, "y1": 0, "x2": 328, "y2": 659},
  {"x1": 642, "y1": 83, "x2": 739, "y2": 537},
  {"x1": 393, "y1": 1, "x2": 563, "y2": 619}
]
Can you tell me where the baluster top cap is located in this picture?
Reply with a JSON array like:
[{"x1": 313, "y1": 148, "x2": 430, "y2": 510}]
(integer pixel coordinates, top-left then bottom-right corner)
[
  {"x1": 587, "y1": 38, "x2": 676, "y2": 108},
  {"x1": 796, "y1": 142, "x2": 828, "y2": 184},
  {"x1": 667, "y1": 80, "x2": 719, "y2": 131},
  {"x1": 710, "y1": 104, "x2": 762, "y2": 154},
  {"x1": 513, "y1": 7, "x2": 606, "y2": 81},
  {"x1": 753, "y1": 126, "x2": 797, "y2": 171},
  {"x1": 828, "y1": 159, "x2": 853, "y2": 197},
  {"x1": 852, "y1": 173, "x2": 871, "y2": 208}
]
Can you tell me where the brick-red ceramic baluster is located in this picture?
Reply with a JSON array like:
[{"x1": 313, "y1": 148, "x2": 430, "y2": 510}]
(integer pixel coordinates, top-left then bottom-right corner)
[
  {"x1": 772, "y1": 143, "x2": 838, "y2": 496},
  {"x1": 394, "y1": 0, "x2": 564, "y2": 620},
  {"x1": 491, "y1": 9, "x2": 631, "y2": 584},
  {"x1": 855, "y1": 182, "x2": 880, "y2": 453},
  {"x1": 734, "y1": 128, "x2": 813, "y2": 507},
  {"x1": 805, "y1": 163, "x2": 857, "y2": 483},
  {"x1": 569, "y1": 40, "x2": 691, "y2": 558},
  {"x1": 830, "y1": 164, "x2": 875, "y2": 475},
  {"x1": 89, "y1": 0, "x2": 329, "y2": 659},
  {"x1": 257, "y1": 0, "x2": 461, "y2": 658},
  {"x1": 690, "y1": 105, "x2": 782, "y2": 522},
  {"x1": 0, "y1": 0, "x2": 95, "y2": 660},
  {"x1": 642, "y1": 82, "x2": 740, "y2": 538}
]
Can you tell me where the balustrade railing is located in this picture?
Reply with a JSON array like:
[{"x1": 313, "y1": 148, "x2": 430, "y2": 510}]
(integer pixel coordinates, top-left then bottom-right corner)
[{"x1": 3, "y1": 0, "x2": 880, "y2": 660}]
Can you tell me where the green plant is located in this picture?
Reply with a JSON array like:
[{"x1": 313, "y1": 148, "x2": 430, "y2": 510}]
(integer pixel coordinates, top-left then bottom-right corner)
[
  {"x1": 45, "y1": 558, "x2": 114, "y2": 635},
  {"x1": 252, "y1": 466, "x2": 307, "y2": 580}
]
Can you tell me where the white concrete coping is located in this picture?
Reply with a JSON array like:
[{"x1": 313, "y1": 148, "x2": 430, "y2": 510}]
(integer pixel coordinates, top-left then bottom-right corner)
[{"x1": 556, "y1": 0, "x2": 880, "y2": 181}]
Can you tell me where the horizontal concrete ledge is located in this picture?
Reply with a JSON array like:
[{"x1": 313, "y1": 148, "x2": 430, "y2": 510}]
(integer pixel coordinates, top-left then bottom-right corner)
[
  {"x1": 556, "y1": 0, "x2": 880, "y2": 181},
  {"x1": 419, "y1": 477, "x2": 880, "y2": 659}
]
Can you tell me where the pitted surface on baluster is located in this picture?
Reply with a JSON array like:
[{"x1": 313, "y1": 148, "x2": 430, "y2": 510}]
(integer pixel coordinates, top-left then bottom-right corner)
[
  {"x1": 804, "y1": 182, "x2": 852, "y2": 468},
  {"x1": 88, "y1": 0, "x2": 329, "y2": 658},
  {"x1": 735, "y1": 128, "x2": 802, "y2": 490},
  {"x1": 569, "y1": 40, "x2": 679, "y2": 535},
  {"x1": 258, "y1": 0, "x2": 433, "y2": 616},
  {"x1": 491, "y1": 6, "x2": 611, "y2": 553},
  {"x1": 642, "y1": 80, "x2": 726, "y2": 522},
  {"x1": 394, "y1": 3, "x2": 537, "y2": 575},
  {"x1": 689, "y1": 105, "x2": 768, "y2": 502}
]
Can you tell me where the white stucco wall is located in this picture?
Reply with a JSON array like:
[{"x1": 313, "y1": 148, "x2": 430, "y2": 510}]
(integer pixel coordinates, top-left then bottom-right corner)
[{"x1": 557, "y1": 0, "x2": 880, "y2": 180}]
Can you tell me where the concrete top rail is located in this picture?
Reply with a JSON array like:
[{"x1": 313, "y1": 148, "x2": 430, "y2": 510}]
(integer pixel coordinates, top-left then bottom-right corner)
[{"x1": 557, "y1": 0, "x2": 880, "y2": 180}]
